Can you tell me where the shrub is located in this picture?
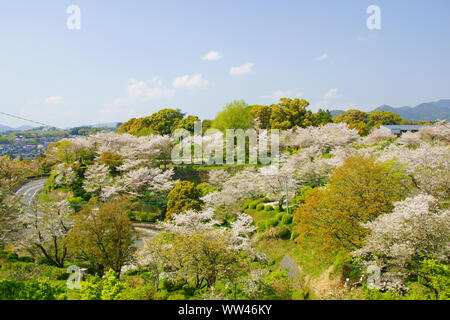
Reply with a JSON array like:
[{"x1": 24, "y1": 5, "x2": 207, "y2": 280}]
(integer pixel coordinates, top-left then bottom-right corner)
[
  {"x1": 166, "y1": 181, "x2": 203, "y2": 219},
  {"x1": 248, "y1": 201, "x2": 259, "y2": 209},
  {"x1": 281, "y1": 214, "x2": 293, "y2": 225},
  {"x1": 266, "y1": 218, "x2": 279, "y2": 228},
  {"x1": 277, "y1": 227, "x2": 291, "y2": 240},
  {"x1": 153, "y1": 290, "x2": 169, "y2": 300},
  {"x1": 290, "y1": 230, "x2": 299, "y2": 241},
  {"x1": 264, "y1": 205, "x2": 274, "y2": 211},
  {"x1": 131, "y1": 211, "x2": 161, "y2": 223},
  {"x1": 276, "y1": 212, "x2": 284, "y2": 221},
  {"x1": 0, "y1": 278, "x2": 66, "y2": 300},
  {"x1": 256, "y1": 204, "x2": 265, "y2": 211},
  {"x1": 167, "y1": 293, "x2": 185, "y2": 300},
  {"x1": 257, "y1": 221, "x2": 266, "y2": 232},
  {"x1": 274, "y1": 204, "x2": 280, "y2": 212},
  {"x1": 118, "y1": 283, "x2": 155, "y2": 300}
]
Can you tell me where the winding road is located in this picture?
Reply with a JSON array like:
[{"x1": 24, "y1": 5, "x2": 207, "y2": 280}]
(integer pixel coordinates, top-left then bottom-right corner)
[
  {"x1": 15, "y1": 178, "x2": 48, "y2": 207},
  {"x1": 15, "y1": 179, "x2": 159, "y2": 247}
]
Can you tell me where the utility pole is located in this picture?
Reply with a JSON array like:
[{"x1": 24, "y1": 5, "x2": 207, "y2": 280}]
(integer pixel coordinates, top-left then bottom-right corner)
[{"x1": 284, "y1": 176, "x2": 289, "y2": 214}]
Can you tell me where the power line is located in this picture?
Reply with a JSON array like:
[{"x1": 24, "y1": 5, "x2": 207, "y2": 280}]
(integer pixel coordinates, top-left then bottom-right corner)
[{"x1": 0, "y1": 111, "x2": 53, "y2": 128}]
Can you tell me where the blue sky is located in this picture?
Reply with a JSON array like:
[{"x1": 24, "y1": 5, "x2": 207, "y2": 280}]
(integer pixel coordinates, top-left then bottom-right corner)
[{"x1": 1, "y1": 0, "x2": 449, "y2": 128}]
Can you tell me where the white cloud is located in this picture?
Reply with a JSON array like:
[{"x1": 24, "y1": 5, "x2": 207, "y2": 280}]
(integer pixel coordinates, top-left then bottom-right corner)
[
  {"x1": 202, "y1": 50, "x2": 222, "y2": 61},
  {"x1": 324, "y1": 88, "x2": 338, "y2": 99},
  {"x1": 172, "y1": 74, "x2": 209, "y2": 88},
  {"x1": 229, "y1": 62, "x2": 254, "y2": 75},
  {"x1": 317, "y1": 53, "x2": 328, "y2": 61},
  {"x1": 128, "y1": 79, "x2": 175, "y2": 100},
  {"x1": 44, "y1": 96, "x2": 62, "y2": 105}
]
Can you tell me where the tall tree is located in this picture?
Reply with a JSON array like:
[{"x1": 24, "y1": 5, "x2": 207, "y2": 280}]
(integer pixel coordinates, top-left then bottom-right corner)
[
  {"x1": 212, "y1": 100, "x2": 254, "y2": 132},
  {"x1": 294, "y1": 155, "x2": 411, "y2": 259},
  {"x1": 65, "y1": 197, "x2": 137, "y2": 276},
  {"x1": 270, "y1": 98, "x2": 310, "y2": 130}
]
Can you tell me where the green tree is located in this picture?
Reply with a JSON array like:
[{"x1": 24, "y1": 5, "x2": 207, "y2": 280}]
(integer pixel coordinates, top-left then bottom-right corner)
[
  {"x1": 270, "y1": 98, "x2": 310, "y2": 130},
  {"x1": 166, "y1": 181, "x2": 203, "y2": 219},
  {"x1": 65, "y1": 197, "x2": 137, "y2": 276},
  {"x1": 333, "y1": 109, "x2": 370, "y2": 135},
  {"x1": 118, "y1": 109, "x2": 186, "y2": 136},
  {"x1": 368, "y1": 110, "x2": 403, "y2": 129},
  {"x1": 176, "y1": 115, "x2": 200, "y2": 133},
  {"x1": 212, "y1": 100, "x2": 254, "y2": 132},
  {"x1": 294, "y1": 155, "x2": 410, "y2": 259},
  {"x1": 98, "y1": 151, "x2": 123, "y2": 173},
  {"x1": 249, "y1": 105, "x2": 272, "y2": 129}
]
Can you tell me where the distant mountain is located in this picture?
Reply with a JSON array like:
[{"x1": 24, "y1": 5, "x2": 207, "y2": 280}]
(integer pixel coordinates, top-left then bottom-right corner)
[
  {"x1": 330, "y1": 110, "x2": 345, "y2": 118},
  {"x1": 329, "y1": 99, "x2": 450, "y2": 122},
  {"x1": 372, "y1": 99, "x2": 450, "y2": 122},
  {"x1": 91, "y1": 122, "x2": 120, "y2": 128},
  {"x1": 0, "y1": 124, "x2": 13, "y2": 133},
  {"x1": 0, "y1": 124, "x2": 36, "y2": 133}
]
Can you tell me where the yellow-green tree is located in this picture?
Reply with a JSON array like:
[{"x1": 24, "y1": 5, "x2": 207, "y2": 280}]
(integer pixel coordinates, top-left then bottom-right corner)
[
  {"x1": 270, "y1": 98, "x2": 310, "y2": 130},
  {"x1": 212, "y1": 100, "x2": 254, "y2": 132},
  {"x1": 294, "y1": 155, "x2": 410, "y2": 260},
  {"x1": 333, "y1": 109, "x2": 369, "y2": 135},
  {"x1": 249, "y1": 105, "x2": 272, "y2": 129},
  {"x1": 98, "y1": 151, "x2": 123, "y2": 173},
  {"x1": 118, "y1": 109, "x2": 186, "y2": 136},
  {"x1": 166, "y1": 181, "x2": 203, "y2": 219},
  {"x1": 65, "y1": 197, "x2": 137, "y2": 276},
  {"x1": 367, "y1": 110, "x2": 403, "y2": 129}
]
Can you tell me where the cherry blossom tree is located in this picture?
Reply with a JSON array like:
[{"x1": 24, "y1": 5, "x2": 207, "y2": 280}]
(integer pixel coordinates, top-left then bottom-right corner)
[
  {"x1": 353, "y1": 194, "x2": 450, "y2": 290},
  {"x1": 418, "y1": 121, "x2": 450, "y2": 144},
  {"x1": 18, "y1": 201, "x2": 73, "y2": 267},
  {"x1": 53, "y1": 163, "x2": 77, "y2": 188},
  {"x1": 362, "y1": 128, "x2": 395, "y2": 145},
  {"x1": 378, "y1": 143, "x2": 450, "y2": 198},
  {"x1": 83, "y1": 164, "x2": 112, "y2": 196}
]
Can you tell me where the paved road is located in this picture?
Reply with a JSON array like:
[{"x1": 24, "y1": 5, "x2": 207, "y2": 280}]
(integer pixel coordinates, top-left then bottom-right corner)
[
  {"x1": 15, "y1": 178, "x2": 48, "y2": 207},
  {"x1": 16, "y1": 178, "x2": 159, "y2": 246}
]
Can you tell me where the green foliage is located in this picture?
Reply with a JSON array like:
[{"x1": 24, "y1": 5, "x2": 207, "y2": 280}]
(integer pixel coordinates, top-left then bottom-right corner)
[
  {"x1": 257, "y1": 221, "x2": 266, "y2": 232},
  {"x1": 281, "y1": 214, "x2": 293, "y2": 225},
  {"x1": 263, "y1": 270, "x2": 294, "y2": 300},
  {"x1": 266, "y1": 218, "x2": 279, "y2": 228},
  {"x1": 334, "y1": 109, "x2": 404, "y2": 136},
  {"x1": 212, "y1": 100, "x2": 254, "y2": 132},
  {"x1": 118, "y1": 109, "x2": 186, "y2": 136},
  {"x1": 276, "y1": 227, "x2": 291, "y2": 240},
  {"x1": 80, "y1": 275, "x2": 103, "y2": 300},
  {"x1": 0, "y1": 261, "x2": 68, "y2": 281},
  {"x1": 117, "y1": 282, "x2": 155, "y2": 300},
  {"x1": 129, "y1": 211, "x2": 161, "y2": 223},
  {"x1": 98, "y1": 152, "x2": 123, "y2": 173},
  {"x1": 166, "y1": 181, "x2": 203, "y2": 219},
  {"x1": 196, "y1": 182, "x2": 213, "y2": 197},
  {"x1": 248, "y1": 198, "x2": 268, "y2": 210},
  {"x1": 264, "y1": 205, "x2": 274, "y2": 211},
  {"x1": 0, "y1": 278, "x2": 66, "y2": 300},
  {"x1": 269, "y1": 98, "x2": 311, "y2": 130},
  {"x1": 176, "y1": 115, "x2": 200, "y2": 133},
  {"x1": 256, "y1": 203, "x2": 265, "y2": 211},
  {"x1": 295, "y1": 155, "x2": 411, "y2": 259},
  {"x1": 101, "y1": 269, "x2": 125, "y2": 300},
  {"x1": 414, "y1": 258, "x2": 449, "y2": 300}
]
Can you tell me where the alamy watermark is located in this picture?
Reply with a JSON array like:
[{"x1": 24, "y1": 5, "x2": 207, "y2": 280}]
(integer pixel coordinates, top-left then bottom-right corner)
[
  {"x1": 171, "y1": 121, "x2": 280, "y2": 169},
  {"x1": 367, "y1": 5, "x2": 381, "y2": 30},
  {"x1": 67, "y1": 5, "x2": 81, "y2": 30}
]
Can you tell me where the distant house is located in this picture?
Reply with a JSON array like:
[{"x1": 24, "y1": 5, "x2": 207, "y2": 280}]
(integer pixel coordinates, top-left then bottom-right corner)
[{"x1": 379, "y1": 125, "x2": 424, "y2": 137}]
